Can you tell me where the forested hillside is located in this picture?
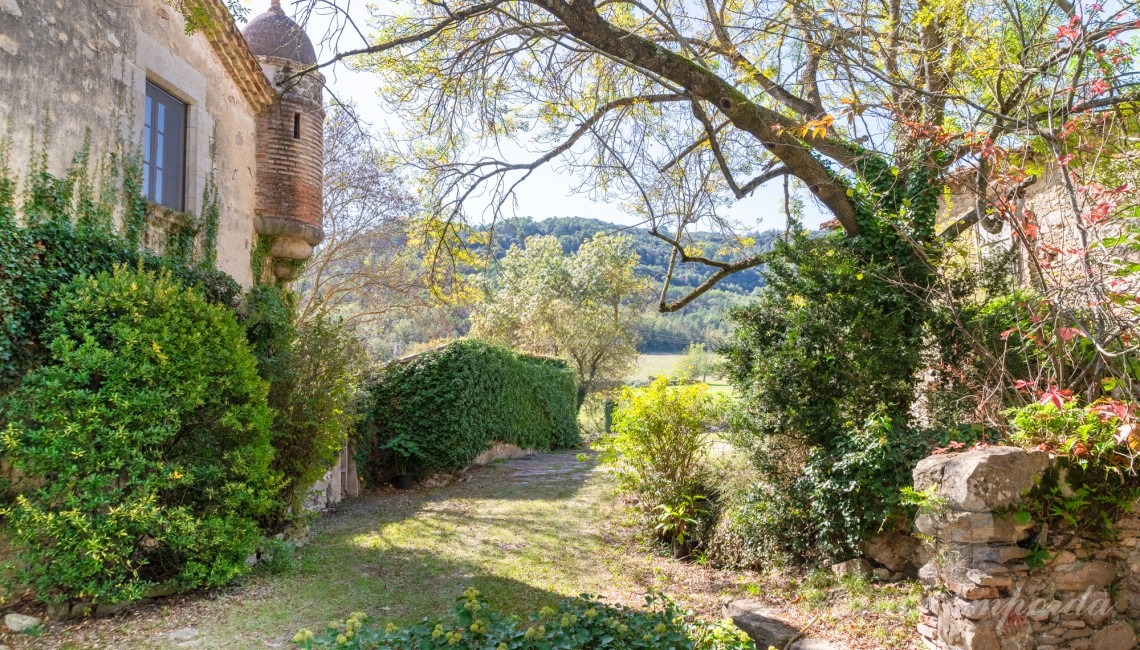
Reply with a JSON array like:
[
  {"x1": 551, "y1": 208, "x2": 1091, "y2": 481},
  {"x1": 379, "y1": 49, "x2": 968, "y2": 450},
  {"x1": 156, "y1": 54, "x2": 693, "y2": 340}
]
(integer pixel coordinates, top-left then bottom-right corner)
[{"x1": 485, "y1": 217, "x2": 781, "y2": 351}]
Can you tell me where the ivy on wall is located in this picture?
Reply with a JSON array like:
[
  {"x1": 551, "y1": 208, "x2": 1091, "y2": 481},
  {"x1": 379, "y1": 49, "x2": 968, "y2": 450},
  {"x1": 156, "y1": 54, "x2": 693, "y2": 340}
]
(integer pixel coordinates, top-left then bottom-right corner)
[
  {"x1": 357, "y1": 340, "x2": 580, "y2": 481},
  {"x1": 0, "y1": 134, "x2": 241, "y2": 390}
]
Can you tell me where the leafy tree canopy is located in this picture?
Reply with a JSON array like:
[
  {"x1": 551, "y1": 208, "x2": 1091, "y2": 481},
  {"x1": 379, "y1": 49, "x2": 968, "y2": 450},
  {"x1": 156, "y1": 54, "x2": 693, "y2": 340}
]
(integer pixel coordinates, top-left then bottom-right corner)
[
  {"x1": 472, "y1": 234, "x2": 649, "y2": 398},
  {"x1": 298, "y1": 0, "x2": 1139, "y2": 306}
]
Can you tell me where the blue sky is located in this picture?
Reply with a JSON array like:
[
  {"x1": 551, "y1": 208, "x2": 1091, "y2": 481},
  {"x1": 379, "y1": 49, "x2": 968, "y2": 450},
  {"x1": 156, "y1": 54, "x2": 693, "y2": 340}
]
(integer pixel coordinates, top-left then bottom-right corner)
[{"x1": 257, "y1": 0, "x2": 828, "y2": 231}]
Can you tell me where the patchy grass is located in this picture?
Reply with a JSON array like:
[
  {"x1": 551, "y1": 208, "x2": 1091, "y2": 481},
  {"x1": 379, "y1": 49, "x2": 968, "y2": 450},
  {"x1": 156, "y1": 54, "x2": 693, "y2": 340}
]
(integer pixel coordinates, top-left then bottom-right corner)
[
  {"x1": 4, "y1": 453, "x2": 731, "y2": 649},
  {"x1": 3, "y1": 452, "x2": 922, "y2": 650},
  {"x1": 732, "y1": 571, "x2": 925, "y2": 649}
]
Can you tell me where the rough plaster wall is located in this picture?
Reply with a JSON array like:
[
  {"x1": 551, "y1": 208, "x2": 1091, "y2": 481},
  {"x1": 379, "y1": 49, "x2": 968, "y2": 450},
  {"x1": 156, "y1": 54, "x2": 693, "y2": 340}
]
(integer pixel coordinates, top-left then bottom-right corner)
[{"x1": 0, "y1": 0, "x2": 259, "y2": 287}]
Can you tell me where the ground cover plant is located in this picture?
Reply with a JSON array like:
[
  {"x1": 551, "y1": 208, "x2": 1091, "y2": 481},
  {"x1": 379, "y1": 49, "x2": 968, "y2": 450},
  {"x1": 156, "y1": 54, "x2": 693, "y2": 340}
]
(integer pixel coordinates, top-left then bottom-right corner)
[
  {"x1": 358, "y1": 340, "x2": 579, "y2": 480},
  {"x1": 292, "y1": 588, "x2": 754, "y2": 649},
  {"x1": 1, "y1": 267, "x2": 276, "y2": 604}
]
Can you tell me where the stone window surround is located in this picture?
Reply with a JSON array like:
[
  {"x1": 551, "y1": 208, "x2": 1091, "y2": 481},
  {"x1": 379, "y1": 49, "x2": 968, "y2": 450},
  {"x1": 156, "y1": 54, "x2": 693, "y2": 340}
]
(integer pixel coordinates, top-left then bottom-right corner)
[{"x1": 131, "y1": 30, "x2": 215, "y2": 218}]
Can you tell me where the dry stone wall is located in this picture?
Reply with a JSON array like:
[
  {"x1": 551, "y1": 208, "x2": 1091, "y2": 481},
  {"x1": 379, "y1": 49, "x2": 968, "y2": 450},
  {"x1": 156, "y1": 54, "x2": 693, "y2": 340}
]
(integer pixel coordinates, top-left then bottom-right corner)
[{"x1": 913, "y1": 446, "x2": 1139, "y2": 650}]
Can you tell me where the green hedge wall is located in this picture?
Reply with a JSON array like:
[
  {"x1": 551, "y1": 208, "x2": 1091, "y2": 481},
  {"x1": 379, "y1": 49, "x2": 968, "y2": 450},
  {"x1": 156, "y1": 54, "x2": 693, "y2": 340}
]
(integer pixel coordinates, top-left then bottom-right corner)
[{"x1": 360, "y1": 340, "x2": 579, "y2": 478}]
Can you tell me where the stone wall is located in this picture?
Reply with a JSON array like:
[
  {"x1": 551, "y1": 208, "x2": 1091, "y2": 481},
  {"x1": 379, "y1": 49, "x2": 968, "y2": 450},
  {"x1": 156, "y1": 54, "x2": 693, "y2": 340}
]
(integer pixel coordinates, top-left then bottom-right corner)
[
  {"x1": 304, "y1": 444, "x2": 360, "y2": 510},
  {"x1": 913, "y1": 446, "x2": 1138, "y2": 650},
  {"x1": 0, "y1": 0, "x2": 268, "y2": 287},
  {"x1": 939, "y1": 167, "x2": 1130, "y2": 288}
]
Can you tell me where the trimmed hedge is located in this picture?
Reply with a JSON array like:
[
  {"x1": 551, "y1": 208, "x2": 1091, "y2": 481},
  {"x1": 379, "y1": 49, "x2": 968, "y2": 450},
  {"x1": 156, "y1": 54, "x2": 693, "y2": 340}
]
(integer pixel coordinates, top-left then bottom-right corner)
[{"x1": 360, "y1": 340, "x2": 579, "y2": 478}]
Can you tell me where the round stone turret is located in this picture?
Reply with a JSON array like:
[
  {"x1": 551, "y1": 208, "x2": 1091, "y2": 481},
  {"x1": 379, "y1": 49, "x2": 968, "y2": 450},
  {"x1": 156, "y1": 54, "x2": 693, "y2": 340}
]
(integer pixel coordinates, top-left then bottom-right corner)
[{"x1": 244, "y1": 0, "x2": 325, "y2": 281}]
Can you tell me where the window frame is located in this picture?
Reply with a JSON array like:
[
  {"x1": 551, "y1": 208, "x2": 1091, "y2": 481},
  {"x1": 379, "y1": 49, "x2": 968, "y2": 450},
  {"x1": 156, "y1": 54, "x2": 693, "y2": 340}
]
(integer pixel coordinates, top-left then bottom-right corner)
[{"x1": 143, "y1": 81, "x2": 189, "y2": 213}]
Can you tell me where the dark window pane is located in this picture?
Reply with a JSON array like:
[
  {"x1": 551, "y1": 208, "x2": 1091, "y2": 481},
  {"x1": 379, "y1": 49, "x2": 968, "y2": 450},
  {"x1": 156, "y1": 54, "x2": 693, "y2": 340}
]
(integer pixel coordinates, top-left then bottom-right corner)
[{"x1": 143, "y1": 83, "x2": 187, "y2": 212}]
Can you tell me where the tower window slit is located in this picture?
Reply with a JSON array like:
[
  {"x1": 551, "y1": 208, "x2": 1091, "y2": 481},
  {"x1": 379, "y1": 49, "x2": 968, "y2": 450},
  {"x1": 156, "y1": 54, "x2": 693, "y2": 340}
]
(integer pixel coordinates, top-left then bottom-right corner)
[{"x1": 293, "y1": 112, "x2": 301, "y2": 139}]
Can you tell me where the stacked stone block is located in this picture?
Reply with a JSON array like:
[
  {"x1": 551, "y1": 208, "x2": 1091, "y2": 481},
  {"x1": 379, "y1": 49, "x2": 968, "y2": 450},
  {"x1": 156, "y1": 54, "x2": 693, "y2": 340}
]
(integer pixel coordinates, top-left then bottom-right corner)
[{"x1": 914, "y1": 446, "x2": 1139, "y2": 650}]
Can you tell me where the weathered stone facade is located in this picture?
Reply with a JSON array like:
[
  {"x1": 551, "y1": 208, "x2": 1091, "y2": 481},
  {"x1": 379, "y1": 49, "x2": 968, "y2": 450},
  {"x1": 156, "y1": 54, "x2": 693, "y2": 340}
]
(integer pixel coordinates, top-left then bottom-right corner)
[
  {"x1": 913, "y1": 446, "x2": 1139, "y2": 650},
  {"x1": 0, "y1": 0, "x2": 324, "y2": 286},
  {"x1": 1, "y1": 0, "x2": 356, "y2": 508},
  {"x1": 0, "y1": 0, "x2": 272, "y2": 285}
]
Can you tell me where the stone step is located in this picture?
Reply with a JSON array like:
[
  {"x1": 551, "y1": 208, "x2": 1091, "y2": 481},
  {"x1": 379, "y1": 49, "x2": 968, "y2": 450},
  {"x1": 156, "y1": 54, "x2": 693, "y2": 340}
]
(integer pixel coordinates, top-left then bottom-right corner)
[{"x1": 725, "y1": 600, "x2": 848, "y2": 650}]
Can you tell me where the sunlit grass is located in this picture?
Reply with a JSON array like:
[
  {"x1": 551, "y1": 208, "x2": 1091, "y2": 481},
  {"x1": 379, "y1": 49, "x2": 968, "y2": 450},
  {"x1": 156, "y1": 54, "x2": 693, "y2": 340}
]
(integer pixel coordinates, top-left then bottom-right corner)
[{"x1": 172, "y1": 453, "x2": 638, "y2": 649}]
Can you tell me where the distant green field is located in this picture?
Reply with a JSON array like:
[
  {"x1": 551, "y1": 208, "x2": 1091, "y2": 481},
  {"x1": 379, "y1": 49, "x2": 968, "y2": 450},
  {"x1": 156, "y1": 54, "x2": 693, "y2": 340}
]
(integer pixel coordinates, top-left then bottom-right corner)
[
  {"x1": 628, "y1": 353, "x2": 735, "y2": 396},
  {"x1": 628, "y1": 353, "x2": 685, "y2": 381}
]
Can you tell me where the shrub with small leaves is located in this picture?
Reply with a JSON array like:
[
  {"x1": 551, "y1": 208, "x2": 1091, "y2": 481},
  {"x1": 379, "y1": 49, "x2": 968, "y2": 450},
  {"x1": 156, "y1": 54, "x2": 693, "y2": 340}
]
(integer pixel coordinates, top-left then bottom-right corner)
[
  {"x1": 599, "y1": 377, "x2": 724, "y2": 547},
  {"x1": 0, "y1": 201, "x2": 239, "y2": 393},
  {"x1": 291, "y1": 588, "x2": 755, "y2": 649},
  {"x1": 0, "y1": 267, "x2": 276, "y2": 604},
  {"x1": 243, "y1": 286, "x2": 366, "y2": 526}
]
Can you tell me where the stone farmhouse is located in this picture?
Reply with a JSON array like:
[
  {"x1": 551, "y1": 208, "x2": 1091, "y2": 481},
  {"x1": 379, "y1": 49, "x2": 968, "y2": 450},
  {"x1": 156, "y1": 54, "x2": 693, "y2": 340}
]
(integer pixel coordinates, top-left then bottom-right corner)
[{"x1": 0, "y1": 0, "x2": 358, "y2": 506}]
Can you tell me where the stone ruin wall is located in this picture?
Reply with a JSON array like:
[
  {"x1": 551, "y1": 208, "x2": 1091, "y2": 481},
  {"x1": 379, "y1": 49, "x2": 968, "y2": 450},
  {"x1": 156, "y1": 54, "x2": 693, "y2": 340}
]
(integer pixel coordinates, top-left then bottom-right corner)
[
  {"x1": 912, "y1": 446, "x2": 1138, "y2": 650},
  {"x1": 939, "y1": 167, "x2": 1135, "y2": 291}
]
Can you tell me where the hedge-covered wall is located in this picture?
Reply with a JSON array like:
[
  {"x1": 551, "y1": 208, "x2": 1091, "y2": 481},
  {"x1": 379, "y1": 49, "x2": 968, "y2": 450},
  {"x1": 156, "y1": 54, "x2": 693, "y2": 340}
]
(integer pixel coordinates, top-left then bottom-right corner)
[{"x1": 359, "y1": 340, "x2": 579, "y2": 478}]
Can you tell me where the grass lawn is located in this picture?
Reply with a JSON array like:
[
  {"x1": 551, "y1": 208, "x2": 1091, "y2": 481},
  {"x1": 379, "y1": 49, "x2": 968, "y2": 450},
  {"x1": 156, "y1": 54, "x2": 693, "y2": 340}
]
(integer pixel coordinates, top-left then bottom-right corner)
[
  {"x1": 7, "y1": 453, "x2": 728, "y2": 650},
  {"x1": 628, "y1": 353, "x2": 685, "y2": 381},
  {"x1": 4, "y1": 452, "x2": 922, "y2": 650}
]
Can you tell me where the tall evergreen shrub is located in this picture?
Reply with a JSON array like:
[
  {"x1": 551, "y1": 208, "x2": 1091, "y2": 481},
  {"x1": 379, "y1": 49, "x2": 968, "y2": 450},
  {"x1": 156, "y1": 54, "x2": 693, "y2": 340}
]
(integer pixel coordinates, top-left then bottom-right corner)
[{"x1": 243, "y1": 285, "x2": 365, "y2": 524}]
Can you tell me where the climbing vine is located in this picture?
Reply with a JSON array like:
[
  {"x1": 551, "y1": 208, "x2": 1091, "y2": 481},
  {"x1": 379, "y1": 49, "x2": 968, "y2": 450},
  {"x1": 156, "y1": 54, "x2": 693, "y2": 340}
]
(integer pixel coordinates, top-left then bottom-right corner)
[
  {"x1": 201, "y1": 173, "x2": 221, "y2": 271},
  {"x1": 0, "y1": 134, "x2": 241, "y2": 390},
  {"x1": 719, "y1": 148, "x2": 966, "y2": 564},
  {"x1": 251, "y1": 234, "x2": 275, "y2": 285},
  {"x1": 121, "y1": 151, "x2": 147, "y2": 248}
]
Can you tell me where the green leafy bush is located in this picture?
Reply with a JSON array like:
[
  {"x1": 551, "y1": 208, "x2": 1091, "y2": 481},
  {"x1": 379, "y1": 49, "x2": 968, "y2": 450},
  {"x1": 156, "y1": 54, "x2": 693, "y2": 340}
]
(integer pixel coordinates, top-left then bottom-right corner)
[
  {"x1": 600, "y1": 377, "x2": 723, "y2": 516},
  {"x1": 0, "y1": 167, "x2": 239, "y2": 392},
  {"x1": 722, "y1": 232, "x2": 924, "y2": 457},
  {"x1": 716, "y1": 230, "x2": 967, "y2": 565},
  {"x1": 0, "y1": 267, "x2": 275, "y2": 604},
  {"x1": 244, "y1": 286, "x2": 365, "y2": 524},
  {"x1": 1008, "y1": 398, "x2": 1128, "y2": 465},
  {"x1": 359, "y1": 340, "x2": 579, "y2": 479},
  {"x1": 1004, "y1": 398, "x2": 1140, "y2": 537},
  {"x1": 291, "y1": 588, "x2": 754, "y2": 650},
  {"x1": 728, "y1": 412, "x2": 962, "y2": 564}
]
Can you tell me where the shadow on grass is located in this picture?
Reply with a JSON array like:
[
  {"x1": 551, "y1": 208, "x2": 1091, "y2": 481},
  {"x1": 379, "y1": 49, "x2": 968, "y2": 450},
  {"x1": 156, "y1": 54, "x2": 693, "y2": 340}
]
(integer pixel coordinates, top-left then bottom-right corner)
[{"x1": 193, "y1": 452, "x2": 615, "y2": 648}]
